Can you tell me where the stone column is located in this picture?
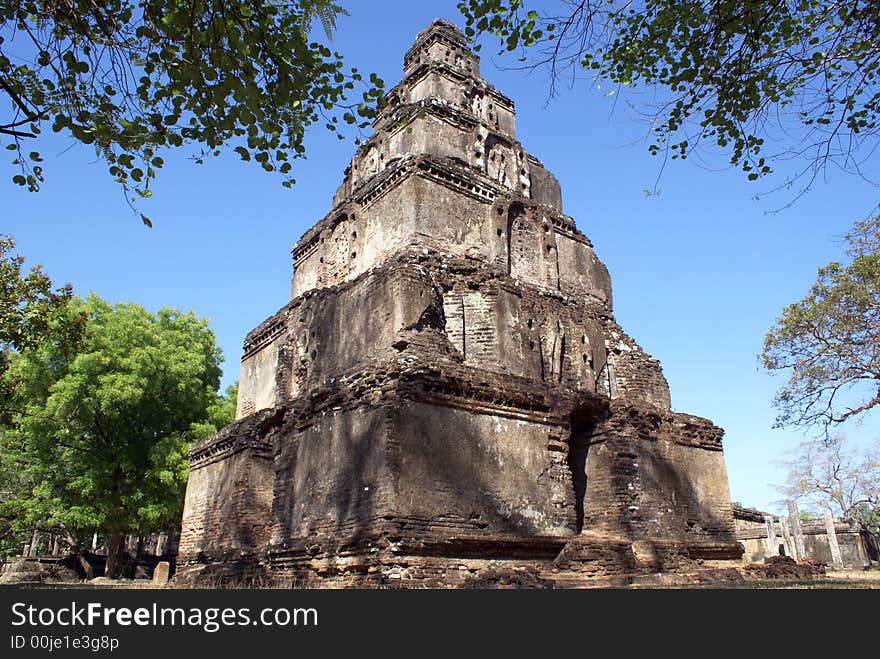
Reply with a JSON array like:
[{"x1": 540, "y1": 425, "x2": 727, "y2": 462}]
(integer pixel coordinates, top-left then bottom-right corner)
[
  {"x1": 28, "y1": 529, "x2": 41, "y2": 557},
  {"x1": 787, "y1": 499, "x2": 806, "y2": 560},
  {"x1": 823, "y1": 508, "x2": 844, "y2": 569},
  {"x1": 764, "y1": 515, "x2": 779, "y2": 557},
  {"x1": 780, "y1": 516, "x2": 796, "y2": 559}
]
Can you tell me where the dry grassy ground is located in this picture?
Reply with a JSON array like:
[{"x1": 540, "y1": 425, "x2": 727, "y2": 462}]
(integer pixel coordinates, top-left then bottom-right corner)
[
  {"x1": 627, "y1": 568, "x2": 880, "y2": 589},
  {"x1": 806, "y1": 569, "x2": 880, "y2": 588},
  {"x1": 6, "y1": 568, "x2": 878, "y2": 589}
]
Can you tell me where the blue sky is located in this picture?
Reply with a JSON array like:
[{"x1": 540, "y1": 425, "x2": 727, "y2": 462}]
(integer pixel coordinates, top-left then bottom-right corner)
[{"x1": 3, "y1": 1, "x2": 879, "y2": 515}]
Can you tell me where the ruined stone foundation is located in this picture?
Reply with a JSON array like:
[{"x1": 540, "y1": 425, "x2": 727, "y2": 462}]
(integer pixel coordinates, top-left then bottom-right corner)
[{"x1": 177, "y1": 20, "x2": 744, "y2": 587}]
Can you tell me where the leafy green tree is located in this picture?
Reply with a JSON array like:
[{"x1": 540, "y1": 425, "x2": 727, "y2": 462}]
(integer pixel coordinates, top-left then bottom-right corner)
[
  {"x1": 458, "y1": 0, "x2": 880, "y2": 198},
  {"x1": 1, "y1": 1, "x2": 384, "y2": 225},
  {"x1": 0, "y1": 294, "x2": 229, "y2": 575},
  {"x1": 762, "y1": 216, "x2": 880, "y2": 435},
  {"x1": 778, "y1": 435, "x2": 879, "y2": 533},
  {"x1": 0, "y1": 234, "x2": 84, "y2": 559},
  {"x1": 190, "y1": 382, "x2": 238, "y2": 438},
  {"x1": 1, "y1": 234, "x2": 78, "y2": 356},
  {"x1": 0, "y1": 235, "x2": 83, "y2": 413}
]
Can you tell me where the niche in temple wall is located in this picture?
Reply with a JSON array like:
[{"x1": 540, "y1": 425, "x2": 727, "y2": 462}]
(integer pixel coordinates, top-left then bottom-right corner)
[
  {"x1": 485, "y1": 136, "x2": 515, "y2": 189},
  {"x1": 507, "y1": 203, "x2": 541, "y2": 282},
  {"x1": 470, "y1": 89, "x2": 484, "y2": 119},
  {"x1": 319, "y1": 214, "x2": 351, "y2": 288},
  {"x1": 349, "y1": 142, "x2": 384, "y2": 188},
  {"x1": 364, "y1": 145, "x2": 380, "y2": 176}
]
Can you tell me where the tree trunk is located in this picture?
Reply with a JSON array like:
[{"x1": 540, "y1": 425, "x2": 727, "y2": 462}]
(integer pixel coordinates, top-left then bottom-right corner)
[
  {"x1": 57, "y1": 524, "x2": 93, "y2": 579},
  {"x1": 133, "y1": 535, "x2": 145, "y2": 577},
  {"x1": 104, "y1": 530, "x2": 124, "y2": 578}
]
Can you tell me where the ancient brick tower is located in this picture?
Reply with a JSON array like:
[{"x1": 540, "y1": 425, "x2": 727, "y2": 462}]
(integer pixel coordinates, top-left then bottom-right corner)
[{"x1": 178, "y1": 20, "x2": 743, "y2": 586}]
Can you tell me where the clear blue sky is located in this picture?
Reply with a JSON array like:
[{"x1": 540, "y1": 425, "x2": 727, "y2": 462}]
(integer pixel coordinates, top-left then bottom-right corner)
[{"x1": 3, "y1": 1, "x2": 879, "y2": 515}]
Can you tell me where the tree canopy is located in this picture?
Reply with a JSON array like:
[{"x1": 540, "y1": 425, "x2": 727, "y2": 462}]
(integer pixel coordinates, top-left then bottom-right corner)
[
  {"x1": 0, "y1": 235, "x2": 82, "y2": 392},
  {"x1": 0, "y1": 294, "x2": 234, "y2": 571},
  {"x1": 1, "y1": 1, "x2": 384, "y2": 225},
  {"x1": 762, "y1": 215, "x2": 880, "y2": 435},
  {"x1": 458, "y1": 0, "x2": 880, "y2": 199}
]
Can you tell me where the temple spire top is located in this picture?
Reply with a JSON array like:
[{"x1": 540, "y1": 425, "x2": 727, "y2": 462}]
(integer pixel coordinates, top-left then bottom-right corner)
[{"x1": 403, "y1": 19, "x2": 478, "y2": 77}]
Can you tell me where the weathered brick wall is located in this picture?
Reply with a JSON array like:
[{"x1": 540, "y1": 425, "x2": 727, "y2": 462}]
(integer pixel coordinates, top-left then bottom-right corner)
[
  {"x1": 291, "y1": 179, "x2": 413, "y2": 299},
  {"x1": 435, "y1": 256, "x2": 612, "y2": 396},
  {"x1": 802, "y1": 527, "x2": 869, "y2": 567},
  {"x1": 291, "y1": 265, "x2": 436, "y2": 392},
  {"x1": 179, "y1": 412, "x2": 276, "y2": 562},
  {"x1": 271, "y1": 405, "x2": 394, "y2": 550},
  {"x1": 387, "y1": 112, "x2": 473, "y2": 165},
  {"x1": 236, "y1": 334, "x2": 282, "y2": 419},
  {"x1": 247, "y1": 260, "x2": 443, "y2": 419},
  {"x1": 269, "y1": 395, "x2": 578, "y2": 558},
  {"x1": 388, "y1": 400, "x2": 576, "y2": 538},
  {"x1": 527, "y1": 155, "x2": 562, "y2": 210},
  {"x1": 739, "y1": 537, "x2": 771, "y2": 563},
  {"x1": 408, "y1": 172, "x2": 497, "y2": 257},
  {"x1": 603, "y1": 320, "x2": 671, "y2": 409},
  {"x1": 253, "y1": 251, "x2": 669, "y2": 425},
  {"x1": 319, "y1": 215, "x2": 353, "y2": 289},
  {"x1": 293, "y1": 162, "x2": 608, "y2": 307},
  {"x1": 442, "y1": 288, "x2": 498, "y2": 365},
  {"x1": 509, "y1": 205, "x2": 543, "y2": 282},
  {"x1": 583, "y1": 403, "x2": 736, "y2": 545}
]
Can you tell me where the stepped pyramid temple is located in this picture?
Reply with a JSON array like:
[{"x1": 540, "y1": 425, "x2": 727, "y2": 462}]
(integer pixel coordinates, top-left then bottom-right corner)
[{"x1": 178, "y1": 20, "x2": 744, "y2": 586}]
